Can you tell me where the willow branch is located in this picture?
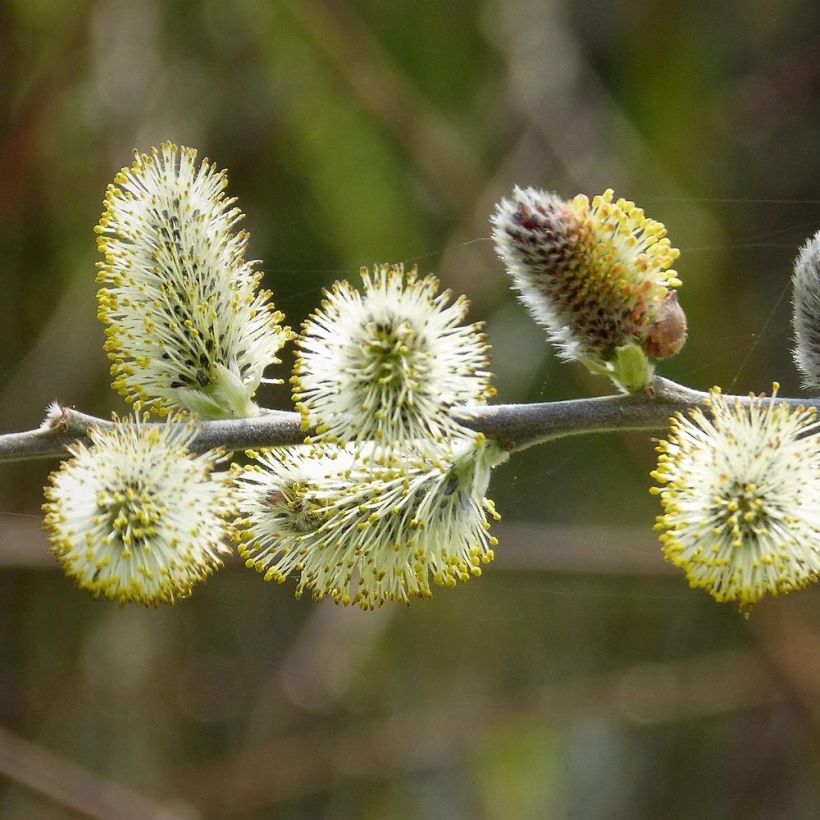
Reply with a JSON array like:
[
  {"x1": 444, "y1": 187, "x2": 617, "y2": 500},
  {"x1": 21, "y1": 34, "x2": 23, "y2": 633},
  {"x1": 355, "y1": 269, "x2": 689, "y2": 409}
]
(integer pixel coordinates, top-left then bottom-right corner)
[
  {"x1": 452, "y1": 376, "x2": 713, "y2": 451},
  {"x1": 0, "y1": 377, "x2": 813, "y2": 463},
  {"x1": 0, "y1": 406, "x2": 307, "y2": 462}
]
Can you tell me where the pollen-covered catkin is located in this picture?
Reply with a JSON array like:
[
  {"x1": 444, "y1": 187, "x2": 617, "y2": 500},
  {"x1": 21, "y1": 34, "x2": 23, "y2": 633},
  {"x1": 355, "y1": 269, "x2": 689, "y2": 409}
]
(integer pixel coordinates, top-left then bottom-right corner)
[
  {"x1": 651, "y1": 385, "x2": 820, "y2": 614},
  {"x1": 291, "y1": 263, "x2": 494, "y2": 446},
  {"x1": 492, "y1": 187, "x2": 686, "y2": 392},
  {"x1": 232, "y1": 434, "x2": 507, "y2": 608},
  {"x1": 43, "y1": 415, "x2": 231, "y2": 605},
  {"x1": 96, "y1": 142, "x2": 292, "y2": 419}
]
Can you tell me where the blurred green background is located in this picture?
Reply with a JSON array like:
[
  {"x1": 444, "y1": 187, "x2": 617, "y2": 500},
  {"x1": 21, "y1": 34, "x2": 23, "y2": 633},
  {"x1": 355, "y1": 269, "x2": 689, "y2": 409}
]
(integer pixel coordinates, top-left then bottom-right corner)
[{"x1": 2, "y1": 1, "x2": 820, "y2": 818}]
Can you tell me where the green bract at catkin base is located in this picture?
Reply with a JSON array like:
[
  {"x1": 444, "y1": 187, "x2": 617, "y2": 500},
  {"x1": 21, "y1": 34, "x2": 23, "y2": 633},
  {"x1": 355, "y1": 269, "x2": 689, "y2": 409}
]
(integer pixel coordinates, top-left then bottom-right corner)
[
  {"x1": 651, "y1": 385, "x2": 820, "y2": 615},
  {"x1": 96, "y1": 143, "x2": 293, "y2": 419},
  {"x1": 492, "y1": 187, "x2": 687, "y2": 393}
]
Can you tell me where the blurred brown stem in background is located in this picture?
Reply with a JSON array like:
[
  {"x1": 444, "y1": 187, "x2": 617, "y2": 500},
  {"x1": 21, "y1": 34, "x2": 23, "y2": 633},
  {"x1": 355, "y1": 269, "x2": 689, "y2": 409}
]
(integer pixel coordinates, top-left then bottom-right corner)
[
  {"x1": 0, "y1": 3, "x2": 95, "y2": 223},
  {"x1": 0, "y1": 723, "x2": 188, "y2": 820}
]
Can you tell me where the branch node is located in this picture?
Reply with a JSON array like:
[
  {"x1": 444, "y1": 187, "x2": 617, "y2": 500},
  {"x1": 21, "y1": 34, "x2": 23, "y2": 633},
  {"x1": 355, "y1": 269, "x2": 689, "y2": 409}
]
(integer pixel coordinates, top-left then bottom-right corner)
[{"x1": 40, "y1": 401, "x2": 68, "y2": 432}]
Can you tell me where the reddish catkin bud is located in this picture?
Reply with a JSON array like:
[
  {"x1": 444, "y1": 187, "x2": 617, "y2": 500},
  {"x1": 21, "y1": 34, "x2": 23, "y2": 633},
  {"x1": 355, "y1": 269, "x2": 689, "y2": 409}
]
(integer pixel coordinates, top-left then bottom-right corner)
[
  {"x1": 492, "y1": 187, "x2": 686, "y2": 392},
  {"x1": 645, "y1": 292, "x2": 688, "y2": 359}
]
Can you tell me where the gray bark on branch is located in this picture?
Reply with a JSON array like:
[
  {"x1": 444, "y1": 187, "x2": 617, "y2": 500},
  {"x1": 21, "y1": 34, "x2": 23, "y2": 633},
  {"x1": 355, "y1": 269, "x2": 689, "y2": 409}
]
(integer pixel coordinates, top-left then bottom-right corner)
[{"x1": 0, "y1": 378, "x2": 811, "y2": 463}]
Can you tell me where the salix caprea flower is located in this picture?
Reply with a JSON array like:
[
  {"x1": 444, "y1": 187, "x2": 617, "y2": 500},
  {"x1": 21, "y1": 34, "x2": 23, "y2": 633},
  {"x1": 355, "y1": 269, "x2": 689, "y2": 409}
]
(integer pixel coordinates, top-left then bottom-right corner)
[
  {"x1": 232, "y1": 433, "x2": 507, "y2": 609},
  {"x1": 492, "y1": 187, "x2": 686, "y2": 392},
  {"x1": 291, "y1": 263, "x2": 494, "y2": 446},
  {"x1": 791, "y1": 229, "x2": 820, "y2": 388},
  {"x1": 96, "y1": 142, "x2": 292, "y2": 419},
  {"x1": 43, "y1": 413, "x2": 230, "y2": 605},
  {"x1": 651, "y1": 385, "x2": 820, "y2": 614}
]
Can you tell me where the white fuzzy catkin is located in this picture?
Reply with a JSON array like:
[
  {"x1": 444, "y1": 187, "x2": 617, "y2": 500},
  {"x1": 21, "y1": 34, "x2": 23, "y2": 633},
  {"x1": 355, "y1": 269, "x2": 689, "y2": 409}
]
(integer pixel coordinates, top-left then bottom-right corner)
[
  {"x1": 792, "y1": 230, "x2": 820, "y2": 388},
  {"x1": 96, "y1": 143, "x2": 292, "y2": 419},
  {"x1": 233, "y1": 435, "x2": 507, "y2": 609},
  {"x1": 652, "y1": 386, "x2": 820, "y2": 614},
  {"x1": 44, "y1": 415, "x2": 231, "y2": 605},
  {"x1": 292, "y1": 263, "x2": 494, "y2": 446}
]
